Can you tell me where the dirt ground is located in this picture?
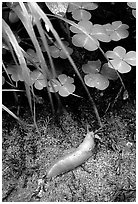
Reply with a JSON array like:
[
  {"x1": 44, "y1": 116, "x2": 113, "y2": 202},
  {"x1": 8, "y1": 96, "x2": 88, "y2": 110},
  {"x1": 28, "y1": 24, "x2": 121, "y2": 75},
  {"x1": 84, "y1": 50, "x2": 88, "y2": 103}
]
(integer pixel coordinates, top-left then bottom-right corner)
[{"x1": 2, "y1": 96, "x2": 136, "y2": 202}]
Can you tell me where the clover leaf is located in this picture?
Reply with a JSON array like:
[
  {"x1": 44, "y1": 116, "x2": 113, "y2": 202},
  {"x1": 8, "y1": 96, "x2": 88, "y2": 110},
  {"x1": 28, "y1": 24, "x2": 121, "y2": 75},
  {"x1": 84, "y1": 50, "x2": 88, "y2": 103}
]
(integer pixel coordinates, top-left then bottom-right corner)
[
  {"x1": 127, "y1": 2, "x2": 136, "y2": 18},
  {"x1": 127, "y1": 2, "x2": 136, "y2": 9},
  {"x1": 72, "y1": 9, "x2": 91, "y2": 21},
  {"x1": 70, "y1": 20, "x2": 93, "y2": 34},
  {"x1": 48, "y1": 74, "x2": 75, "y2": 97},
  {"x1": 49, "y1": 41, "x2": 73, "y2": 59},
  {"x1": 100, "y1": 63, "x2": 118, "y2": 80},
  {"x1": 27, "y1": 49, "x2": 40, "y2": 66},
  {"x1": 103, "y1": 21, "x2": 129, "y2": 41},
  {"x1": 84, "y1": 73, "x2": 109, "y2": 90},
  {"x1": 91, "y1": 24, "x2": 111, "y2": 42},
  {"x1": 82, "y1": 59, "x2": 101, "y2": 74},
  {"x1": 38, "y1": 37, "x2": 52, "y2": 52},
  {"x1": 82, "y1": 60, "x2": 109, "y2": 90},
  {"x1": 48, "y1": 79, "x2": 60, "y2": 93},
  {"x1": 106, "y1": 46, "x2": 136, "y2": 73},
  {"x1": 78, "y1": 2, "x2": 98, "y2": 10},
  {"x1": 82, "y1": 59, "x2": 119, "y2": 90},
  {"x1": 6, "y1": 65, "x2": 24, "y2": 82},
  {"x1": 9, "y1": 10, "x2": 19, "y2": 23},
  {"x1": 30, "y1": 69, "x2": 47, "y2": 90},
  {"x1": 68, "y1": 2, "x2": 98, "y2": 12},
  {"x1": 72, "y1": 33, "x2": 99, "y2": 51},
  {"x1": 71, "y1": 21, "x2": 111, "y2": 51},
  {"x1": 71, "y1": 21, "x2": 99, "y2": 51},
  {"x1": 132, "y1": 9, "x2": 136, "y2": 18}
]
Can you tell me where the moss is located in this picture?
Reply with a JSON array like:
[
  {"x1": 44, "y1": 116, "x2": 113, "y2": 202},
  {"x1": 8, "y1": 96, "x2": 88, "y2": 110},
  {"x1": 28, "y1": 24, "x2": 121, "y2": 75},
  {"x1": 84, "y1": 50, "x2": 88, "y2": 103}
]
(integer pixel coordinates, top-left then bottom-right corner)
[{"x1": 2, "y1": 96, "x2": 135, "y2": 201}]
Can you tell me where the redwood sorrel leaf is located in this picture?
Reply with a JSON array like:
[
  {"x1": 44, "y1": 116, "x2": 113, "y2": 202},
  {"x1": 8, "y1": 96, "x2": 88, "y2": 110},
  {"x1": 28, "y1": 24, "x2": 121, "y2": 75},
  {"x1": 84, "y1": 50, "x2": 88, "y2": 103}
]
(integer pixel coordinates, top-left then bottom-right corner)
[
  {"x1": 72, "y1": 33, "x2": 99, "y2": 51},
  {"x1": 48, "y1": 79, "x2": 60, "y2": 92},
  {"x1": 82, "y1": 59, "x2": 118, "y2": 91},
  {"x1": 103, "y1": 23, "x2": 113, "y2": 36},
  {"x1": 68, "y1": 2, "x2": 98, "y2": 12},
  {"x1": 30, "y1": 69, "x2": 46, "y2": 90},
  {"x1": 70, "y1": 20, "x2": 93, "y2": 34},
  {"x1": 72, "y1": 9, "x2": 91, "y2": 21},
  {"x1": 82, "y1": 59, "x2": 101, "y2": 74},
  {"x1": 49, "y1": 41, "x2": 73, "y2": 59},
  {"x1": 91, "y1": 24, "x2": 111, "y2": 42},
  {"x1": 59, "y1": 47, "x2": 73, "y2": 59},
  {"x1": 9, "y1": 10, "x2": 19, "y2": 23},
  {"x1": 127, "y1": 1, "x2": 136, "y2": 17},
  {"x1": 48, "y1": 74, "x2": 75, "y2": 97},
  {"x1": 27, "y1": 49, "x2": 40, "y2": 66},
  {"x1": 80, "y1": 2, "x2": 98, "y2": 10},
  {"x1": 101, "y1": 63, "x2": 118, "y2": 80},
  {"x1": 84, "y1": 73, "x2": 109, "y2": 90},
  {"x1": 132, "y1": 9, "x2": 136, "y2": 18},
  {"x1": 58, "y1": 82, "x2": 75, "y2": 97},
  {"x1": 103, "y1": 21, "x2": 129, "y2": 41},
  {"x1": 49, "y1": 45, "x2": 60, "y2": 58},
  {"x1": 106, "y1": 46, "x2": 126, "y2": 59},
  {"x1": 106, "y1": 46, "x2": 136, "y2": 73},
  {"x1": 70, "y1": 21, "x2": 110, "y2": 51},
  {"x1": 123, "y1": 51, "x2": 136, "y2": 66},
  {"x1": 7, "y1": 65, "x2": 25, "y2": 82},
  {"x1": 58, "y1": 74, "x2": 74, "y2": 84},
  {"x1": 127, "y1": 2, "x2": 136, "y2": 9}
]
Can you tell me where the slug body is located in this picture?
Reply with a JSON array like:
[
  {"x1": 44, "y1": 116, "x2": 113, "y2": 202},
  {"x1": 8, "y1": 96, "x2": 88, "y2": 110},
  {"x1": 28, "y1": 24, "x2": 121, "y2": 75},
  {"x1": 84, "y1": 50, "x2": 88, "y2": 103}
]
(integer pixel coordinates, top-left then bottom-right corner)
[{"x1": 47, "y1": 128, "x2": 95, "y2": 178}]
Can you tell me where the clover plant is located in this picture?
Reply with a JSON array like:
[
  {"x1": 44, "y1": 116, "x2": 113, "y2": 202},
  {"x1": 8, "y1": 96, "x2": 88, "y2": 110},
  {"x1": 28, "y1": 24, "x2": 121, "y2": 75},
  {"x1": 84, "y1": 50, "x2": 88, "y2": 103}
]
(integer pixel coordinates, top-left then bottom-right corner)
[
  {"x1": 106, "y1": 46, "x2": 136, "y2": 73},
  {"x1": 2, "y1": 2, "x2": 136, "y2": 128},
  {"x1": 6, "y1": 65, "x2": 25, "y2": 83},
  {"x1": 82, "y1": 59, "x2": 118, "y2": 90},
  {"x1": 49, "y1": 41, "x2": 73, "y2": 59},
  {"x1": 48, "y1": 74, "x2": 76, "y2": 97}
]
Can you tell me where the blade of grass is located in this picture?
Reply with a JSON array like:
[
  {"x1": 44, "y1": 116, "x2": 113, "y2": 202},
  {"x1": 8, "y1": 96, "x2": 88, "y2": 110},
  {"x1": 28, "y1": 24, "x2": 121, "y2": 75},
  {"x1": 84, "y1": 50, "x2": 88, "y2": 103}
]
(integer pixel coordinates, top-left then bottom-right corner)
[
  {"x1": 2, "y1": 19, "x2": 33, "y2": 114},
  {"x1": 2, "y1": 62, "x2": 16, "y2": 87},
  {"x1": 2, "y1": 62, "x2": 19, "y2": 103},
  {"x1": 3, "y1": 35, "x2": 19, "y2": 66},
  {"x1": 98, "y1": 47, "x2": 126, "y2": 90},
  {"x1": 28, "y1": 3, "x2": 63, "y2": 112},
  {"x1": 31, "y1": 88, "x2": 41, "y2": 135},
  {"x1": 2, "y1": 89, "x2": 25, "y2": 92},
  {"x1": 13, "y1": 2, "x2": 55, "y2": 113},
  {"x1": 29, "y1": 2, "x2": 102, "y2": 127},
  {"x1": 2, "y1": 104, "x2": 33, "y2": 129},
  {"x1": 29, "y1": 7, "x2": 57, "y2": 79}
]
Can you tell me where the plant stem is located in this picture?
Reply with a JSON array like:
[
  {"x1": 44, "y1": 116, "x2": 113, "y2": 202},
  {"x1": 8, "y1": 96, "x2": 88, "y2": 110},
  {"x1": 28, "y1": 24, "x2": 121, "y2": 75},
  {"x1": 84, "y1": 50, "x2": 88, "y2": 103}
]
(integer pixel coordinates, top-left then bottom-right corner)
[
  {"x1": 98, "y1": 46, "x2": 126, "y2": 90},
  {"x1": 86, "y1": 91, "x2": 103, "y2": 128}
]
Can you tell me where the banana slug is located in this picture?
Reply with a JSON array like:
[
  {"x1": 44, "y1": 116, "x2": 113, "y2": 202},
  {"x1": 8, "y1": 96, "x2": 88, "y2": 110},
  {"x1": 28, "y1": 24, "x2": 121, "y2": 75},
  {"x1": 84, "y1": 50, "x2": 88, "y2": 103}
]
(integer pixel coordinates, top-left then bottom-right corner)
[{"x1": 47, "y1": 125, "x2": 95, "y2": 178}]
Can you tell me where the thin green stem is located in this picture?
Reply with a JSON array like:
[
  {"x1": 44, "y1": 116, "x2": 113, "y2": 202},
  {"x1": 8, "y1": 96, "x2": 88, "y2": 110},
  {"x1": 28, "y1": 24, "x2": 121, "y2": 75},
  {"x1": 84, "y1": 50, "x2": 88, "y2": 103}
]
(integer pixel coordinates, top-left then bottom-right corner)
[{"x1": 98, "y1": 46, "x2": 126, "y2": 90}]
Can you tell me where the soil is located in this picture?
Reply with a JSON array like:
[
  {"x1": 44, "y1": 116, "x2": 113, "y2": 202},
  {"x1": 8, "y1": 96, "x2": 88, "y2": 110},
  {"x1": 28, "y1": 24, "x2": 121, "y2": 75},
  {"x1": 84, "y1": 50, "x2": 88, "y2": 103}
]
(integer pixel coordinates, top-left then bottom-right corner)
[{"x1": 2, "y1": 91, "x2": 136, "y2": 202}]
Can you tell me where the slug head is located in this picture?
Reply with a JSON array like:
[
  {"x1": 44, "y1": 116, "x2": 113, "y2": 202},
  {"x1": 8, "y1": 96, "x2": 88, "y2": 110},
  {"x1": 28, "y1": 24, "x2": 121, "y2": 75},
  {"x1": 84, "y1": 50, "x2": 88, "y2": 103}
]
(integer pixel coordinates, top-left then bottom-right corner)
[
  {"x1": 86, "y1": 124, "x2": 91, "y2": 133},
  {"x1": 78, "y1": 129, "x2": 95, "y2": 152}
]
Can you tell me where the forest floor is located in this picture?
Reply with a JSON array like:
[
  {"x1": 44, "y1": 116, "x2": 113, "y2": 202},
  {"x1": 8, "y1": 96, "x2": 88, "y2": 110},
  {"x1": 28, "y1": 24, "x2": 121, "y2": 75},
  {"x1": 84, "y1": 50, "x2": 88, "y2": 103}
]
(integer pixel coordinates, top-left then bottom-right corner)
[{"x1": 2, "y1": 93, "x2": 136, "y2": 202}]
